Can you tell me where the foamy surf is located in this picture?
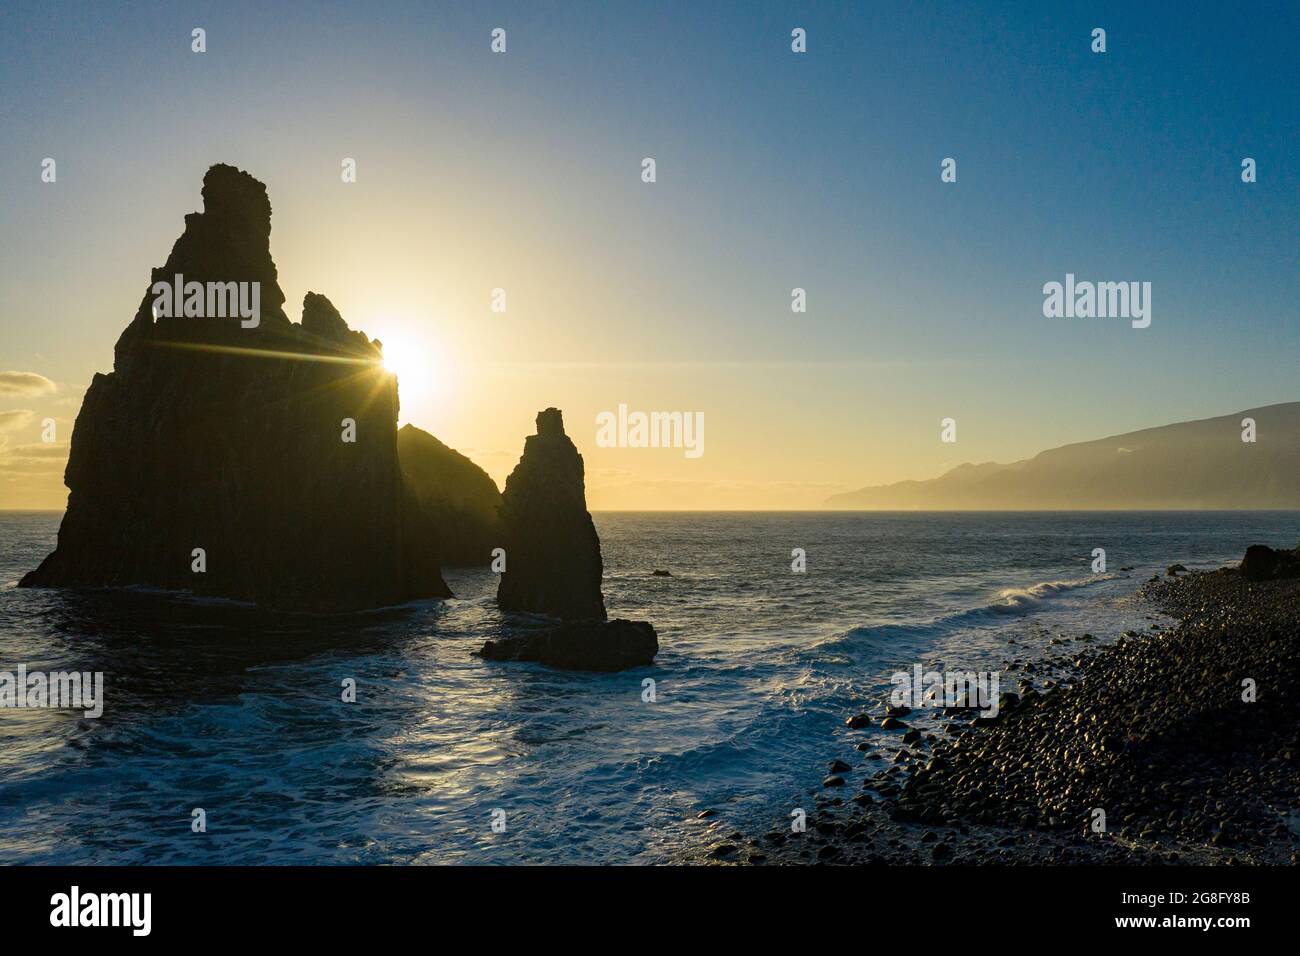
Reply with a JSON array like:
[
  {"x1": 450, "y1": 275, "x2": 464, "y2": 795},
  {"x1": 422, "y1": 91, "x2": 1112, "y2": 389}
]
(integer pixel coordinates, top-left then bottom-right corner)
[
  {"x1": 817, "y1": 574, "x2": 1118, "y2": 654},
  {"x1": 992, "y1": 575, "x2": 1117, "y2": 611}
]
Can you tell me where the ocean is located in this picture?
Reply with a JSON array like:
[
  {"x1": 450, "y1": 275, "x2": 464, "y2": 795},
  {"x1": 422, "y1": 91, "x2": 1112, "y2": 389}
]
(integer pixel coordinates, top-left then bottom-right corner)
[{"x1": 2, "y1": 510, "x2": 1297, "y2": 864}]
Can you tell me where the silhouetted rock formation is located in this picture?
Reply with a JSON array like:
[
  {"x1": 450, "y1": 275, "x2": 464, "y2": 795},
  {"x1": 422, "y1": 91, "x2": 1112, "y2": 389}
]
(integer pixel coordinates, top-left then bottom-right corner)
[
  {"x1": 1240, "y1": 544, "x2": 1300, "y2": 582},
  {"x1": 397, "y1": 424, "x2": 502, "y2": 566},
  {"x1": 479, "y1": 620, "x2": 658, "y2": 672},
  {"x1": 496, "y1": 408, "x2": 606, "y2": 620},
  {"x1": 486, "y1": 409, "x2": 659, "y2": 670},
  {"x1": 20, "y1": 163, "x2": 450, "y2": 611}
]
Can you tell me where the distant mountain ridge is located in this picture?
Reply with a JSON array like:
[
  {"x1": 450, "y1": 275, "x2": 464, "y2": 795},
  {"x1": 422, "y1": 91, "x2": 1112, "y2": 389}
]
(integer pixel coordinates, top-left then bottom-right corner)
[{"x1": 827, "y1": 403, "x2": 1300, "y2": 510}]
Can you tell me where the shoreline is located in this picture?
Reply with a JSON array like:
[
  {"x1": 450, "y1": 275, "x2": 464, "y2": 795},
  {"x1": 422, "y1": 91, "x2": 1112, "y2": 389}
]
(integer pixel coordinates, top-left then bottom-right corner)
[{"x1": 689, "y1": 555, "x2": 1300, "y2": 865}]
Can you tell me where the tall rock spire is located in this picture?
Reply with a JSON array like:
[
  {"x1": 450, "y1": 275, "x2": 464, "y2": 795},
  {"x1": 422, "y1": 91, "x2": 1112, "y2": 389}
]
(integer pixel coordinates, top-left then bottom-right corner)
[
  {"x1": 21, "y1": 164, "x2": 450, "y2": 611},
  {"x1": 496, "y1": 408, "x2": 607, "y2": 620}
]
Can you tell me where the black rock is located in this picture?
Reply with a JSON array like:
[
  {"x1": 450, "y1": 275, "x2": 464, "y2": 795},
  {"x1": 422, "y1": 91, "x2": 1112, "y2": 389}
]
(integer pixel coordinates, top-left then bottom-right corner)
[
  {"x1": 18, "y1": 164, "x2": 450, "y2": 611},
  {"x1": 1241, "y1": 544, "x2": 1300, "y2": 582},
  {"x1": 496, "y1": 408, "x2": 606, "y2": 620},
  {"x1": 398, "y1": 424, "x2": 502, "y2": 566},
  {"x1": 478, "y1": 619, "x2": 657, "y2": 672}
]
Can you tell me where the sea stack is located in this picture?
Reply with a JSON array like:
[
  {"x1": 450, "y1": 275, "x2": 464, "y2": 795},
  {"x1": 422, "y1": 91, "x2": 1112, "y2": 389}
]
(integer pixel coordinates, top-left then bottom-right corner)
[
  {"x1": 482, "y1": 408, "x2": 658, "y2": 670},
  {"x1": 495, "y1": 408, "x2": 606, "y2": 619},
  {"x1": 19, "y1": 163, "x2": 450, "y2": 611}
]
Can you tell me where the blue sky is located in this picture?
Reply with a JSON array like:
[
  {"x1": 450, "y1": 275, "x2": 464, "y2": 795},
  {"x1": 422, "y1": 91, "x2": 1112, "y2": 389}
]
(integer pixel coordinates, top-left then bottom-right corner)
[{"x1": 0, "y1": 1, "x2": 1296, "y2": 507}]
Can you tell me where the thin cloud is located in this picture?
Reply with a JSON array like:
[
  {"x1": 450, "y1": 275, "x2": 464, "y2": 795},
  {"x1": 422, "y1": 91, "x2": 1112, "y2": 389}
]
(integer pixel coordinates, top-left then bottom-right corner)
[
  {"x1": 0, "y1": 458, "x2": 65, "y2": 474},
  {"x1": 0, "y1": 372, "x2": 56, "y2": 396},
  {"x1": 0, "y1": 410, "x2": 34, "y2": 432},
  {"x1": 7, "y1": 442, "x2": 70, "y2": 459},
  {"x1": 0, "y1": 439, "x2": 67, "y2": 474}
]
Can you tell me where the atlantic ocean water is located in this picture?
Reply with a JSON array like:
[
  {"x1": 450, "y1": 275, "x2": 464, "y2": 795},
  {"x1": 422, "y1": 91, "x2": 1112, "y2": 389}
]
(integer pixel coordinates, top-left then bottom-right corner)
[{"x1": 2, "y1": 511, "x2": 1297, "y2": 864}]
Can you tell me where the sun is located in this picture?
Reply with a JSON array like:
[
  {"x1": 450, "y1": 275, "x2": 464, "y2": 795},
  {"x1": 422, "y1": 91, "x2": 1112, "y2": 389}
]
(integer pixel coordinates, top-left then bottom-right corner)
[
  {"x1": 364, "y1": 315, "x2": 458, "y2": 422},
  {"x1": 374, "y1": 329, "x2": 460, "y2": 421},
  {"x1": 379, "y1": 333, "x2": 435, "y2": 405}
]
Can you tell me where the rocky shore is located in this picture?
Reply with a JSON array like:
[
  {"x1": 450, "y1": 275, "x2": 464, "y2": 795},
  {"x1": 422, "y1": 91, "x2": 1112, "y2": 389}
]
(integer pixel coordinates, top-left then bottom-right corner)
[{"x1": 691, "y1": 550, "x2": 1300, "y2": 865}]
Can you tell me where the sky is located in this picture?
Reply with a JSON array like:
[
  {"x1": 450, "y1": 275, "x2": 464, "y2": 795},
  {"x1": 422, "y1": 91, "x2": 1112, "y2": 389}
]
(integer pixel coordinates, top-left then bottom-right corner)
[{"x1": 0, "y1": 0, "x2": 1296, "y2": 509}]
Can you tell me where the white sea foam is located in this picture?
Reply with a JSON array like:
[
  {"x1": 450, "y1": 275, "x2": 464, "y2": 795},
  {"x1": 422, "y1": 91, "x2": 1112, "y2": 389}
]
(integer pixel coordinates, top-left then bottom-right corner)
[{"x1": 993, "y1": 575, "x2": 1116, "y2": 610}]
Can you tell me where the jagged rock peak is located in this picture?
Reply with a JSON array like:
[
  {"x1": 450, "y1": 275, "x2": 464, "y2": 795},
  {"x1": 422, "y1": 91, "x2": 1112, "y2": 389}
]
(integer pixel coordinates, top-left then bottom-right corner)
[
  {"x1": 116, "y1": 162, "x2": 290, "y2": 363},
  {"x1": 200, "y1": 163, "x2": 273, "y2": 234},
  {"x1": 537, "y1": 407, "x2": 565, "y2": 438},
  {"x1": 301, "y1": 291, "x2": 353, "y2": 343}
]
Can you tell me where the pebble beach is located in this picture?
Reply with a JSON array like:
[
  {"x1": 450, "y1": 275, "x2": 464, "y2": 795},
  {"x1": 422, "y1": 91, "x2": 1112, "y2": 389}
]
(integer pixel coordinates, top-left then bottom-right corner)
[{"x1": 696, "y1": 551, "x2": 1300, "y2": 865}]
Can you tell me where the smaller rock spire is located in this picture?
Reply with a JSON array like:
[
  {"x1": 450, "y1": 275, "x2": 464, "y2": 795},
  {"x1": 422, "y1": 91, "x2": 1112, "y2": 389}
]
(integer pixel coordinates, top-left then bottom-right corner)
[{"x1": 496, "y1": 408, "x2": 606, "y2": 620}]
